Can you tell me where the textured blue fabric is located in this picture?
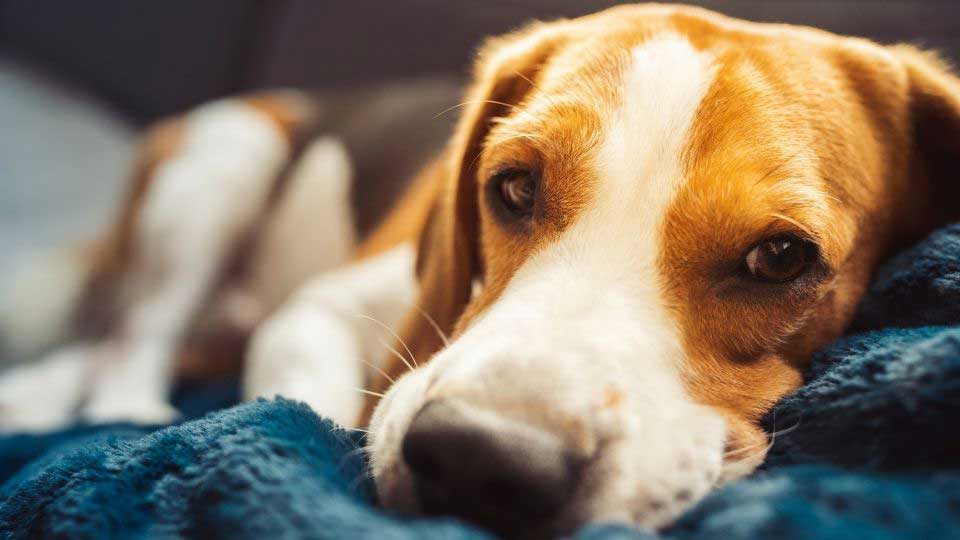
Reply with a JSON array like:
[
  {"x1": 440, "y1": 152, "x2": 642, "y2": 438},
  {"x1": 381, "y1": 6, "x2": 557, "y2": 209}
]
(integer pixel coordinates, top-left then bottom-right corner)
[{"x1": 2, "y1": 225, "x2": 959, "y2": 539}]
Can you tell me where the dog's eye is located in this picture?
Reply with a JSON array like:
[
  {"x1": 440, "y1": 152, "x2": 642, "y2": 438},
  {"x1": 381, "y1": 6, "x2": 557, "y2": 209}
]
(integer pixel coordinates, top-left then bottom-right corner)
[
  {"x1": 495, "y1": 169, "x2": 536, "y2": 216},
  {"x1": 744, "y1": 235, "x2": 815, "y2": 282}
]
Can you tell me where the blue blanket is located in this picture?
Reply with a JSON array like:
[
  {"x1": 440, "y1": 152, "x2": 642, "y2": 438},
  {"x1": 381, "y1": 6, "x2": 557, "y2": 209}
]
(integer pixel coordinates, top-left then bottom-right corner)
[{"x1": 2, "y1": 225, "x2": 959, "y2": 540}]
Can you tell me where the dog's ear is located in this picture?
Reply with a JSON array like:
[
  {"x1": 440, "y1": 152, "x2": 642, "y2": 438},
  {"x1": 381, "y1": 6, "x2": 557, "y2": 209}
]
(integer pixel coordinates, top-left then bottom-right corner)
[
  {"x1": 892, "y1": 45, "x2": 960, "y2": 227},
  {"x1": 395, "y1": 23, "x2": 567, "y2": 369}
]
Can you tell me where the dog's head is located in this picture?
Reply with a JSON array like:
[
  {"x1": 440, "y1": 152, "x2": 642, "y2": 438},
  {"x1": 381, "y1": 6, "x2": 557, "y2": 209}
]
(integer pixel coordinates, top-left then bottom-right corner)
[{"x1": 367, "y1": 5, "x2": 960, "y2": 537}]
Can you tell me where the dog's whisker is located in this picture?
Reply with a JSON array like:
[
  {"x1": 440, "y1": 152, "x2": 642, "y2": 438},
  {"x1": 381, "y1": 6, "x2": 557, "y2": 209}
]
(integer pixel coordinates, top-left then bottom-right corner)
[
  {"x1": 719, "y1": 452, "x2": 768, "y2": 481},
  {"x1": 759, "y1": 418, "x2": 801, "y2": 455},
  {"x1": 723, "y1": 444, "x2": 762, "y2": 458},
  {"x1": 334, "y1": 445, "x2": 370, "y2": 473},
  {"x1": 433, "y1": 100, "x2": 480, "y2": 119},
  {"x1": 412, "y1": 304, "x2": 450, "y2": 347},
  {"x1": 376, "y1": 337, "x2": 415, "y2": 375},
  {"x1": 355, "y1": 314, "x2": 419, "y2": 368},
  {"x1": 723, "y1": 418, "x2": 801, "y2": 459},
  {"x1": 351, "y1": 388, "x2": 385, "y2": 400},
  {"x1": 348, "y1": 467, "x2": 374, "y2": 493},
  {"x1": 359, "y1": 356, "x2": 396, "y2": 384},
  {"x1": 767, "y1": 419, "x2": 802, "y2": 439},
  {"x1": 433, "y1": 99, "x2": 535, "y2": 121},
  {"x1": 467, "y1": 147, "x2": 486, "y2": 174},
  {"x1": 512, "y1": 69, "x2": 567, "y2": 114}
]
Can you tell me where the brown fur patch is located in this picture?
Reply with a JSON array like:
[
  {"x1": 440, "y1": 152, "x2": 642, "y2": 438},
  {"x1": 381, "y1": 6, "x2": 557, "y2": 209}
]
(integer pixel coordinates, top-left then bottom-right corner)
[{"x1": 244, "y1": 92, "x2": 319, "y2": 144}]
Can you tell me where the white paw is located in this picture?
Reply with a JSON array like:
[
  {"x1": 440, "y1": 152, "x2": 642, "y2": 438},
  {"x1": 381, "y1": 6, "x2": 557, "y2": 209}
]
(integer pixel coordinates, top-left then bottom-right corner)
[
  {"x1": 244, "y1": 304, "x2": 364, "y2": 428},
  {"x1": 0, "y1": 345, "x2": 93, "y2": 433},
  {"x1": 80, "y1": 339, "x2": 181, "y2": 425},
  {"x1": 0, "y1": 399, "x2": 77, "y2": 433},
  {"x1": 82, "y1": 396, "x2": 180, "y2": 425}
]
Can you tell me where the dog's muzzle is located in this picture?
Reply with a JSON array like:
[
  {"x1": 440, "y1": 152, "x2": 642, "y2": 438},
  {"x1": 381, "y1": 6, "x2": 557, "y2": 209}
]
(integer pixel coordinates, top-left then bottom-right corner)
[{"x1": 401, "y1": 399, "x2": 586, "y2": 537}]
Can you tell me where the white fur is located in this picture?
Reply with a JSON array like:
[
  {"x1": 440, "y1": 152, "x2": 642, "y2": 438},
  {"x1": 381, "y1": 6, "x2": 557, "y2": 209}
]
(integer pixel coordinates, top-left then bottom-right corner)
[
  {"x1": 245, "y1": 136, "x2": 357, "y2": 312},
  {"x1": 0, "y1": 247, "x2": 91, "y2": 363},
  {"x1": 371, "y1": 34, "x2": 725, "y2": 529},
  {"x1": 244, "y1": 244, "x2": 417, "y2": 428},
  {"x1": 0, "y1": 344, "x2": 96, "y2": 432}
]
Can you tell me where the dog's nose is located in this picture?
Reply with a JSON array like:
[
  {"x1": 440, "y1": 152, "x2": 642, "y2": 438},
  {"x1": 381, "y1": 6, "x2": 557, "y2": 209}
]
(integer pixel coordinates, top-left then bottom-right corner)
[{"x1": 402, "y1": 400, "x2": 578, "y2": 535}]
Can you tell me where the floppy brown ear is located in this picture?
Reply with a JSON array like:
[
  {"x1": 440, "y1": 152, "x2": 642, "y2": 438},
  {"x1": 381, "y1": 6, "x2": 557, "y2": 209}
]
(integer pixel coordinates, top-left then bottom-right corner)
[{"x1": 892, "y1": 45, "x2": 960, "y2": 228}]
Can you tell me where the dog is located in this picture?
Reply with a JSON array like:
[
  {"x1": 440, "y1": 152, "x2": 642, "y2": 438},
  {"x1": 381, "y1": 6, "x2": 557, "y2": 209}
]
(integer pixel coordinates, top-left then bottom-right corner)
[{"x1": 2, "y1": 4, "x2": 959, "y2": 538}]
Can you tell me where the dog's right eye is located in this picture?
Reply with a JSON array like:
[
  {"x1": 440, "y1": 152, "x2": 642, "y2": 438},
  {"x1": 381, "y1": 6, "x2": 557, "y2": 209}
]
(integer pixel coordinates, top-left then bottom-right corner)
[
  {"x1": 492, "y1": 169, "x2": 537, "y2": 218},
  {"x1": 744, "y1": 235, "x2": 817, "y2": 283}
]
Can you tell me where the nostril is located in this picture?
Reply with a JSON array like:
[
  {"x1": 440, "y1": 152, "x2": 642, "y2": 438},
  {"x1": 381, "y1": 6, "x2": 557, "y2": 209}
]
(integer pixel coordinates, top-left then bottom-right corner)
[
  {"x1": 403, "y1": 403, "x2": 479, "y2": 477},
  {"x1": 401, "y1": 400, "x2": 579, "y2": 535}
]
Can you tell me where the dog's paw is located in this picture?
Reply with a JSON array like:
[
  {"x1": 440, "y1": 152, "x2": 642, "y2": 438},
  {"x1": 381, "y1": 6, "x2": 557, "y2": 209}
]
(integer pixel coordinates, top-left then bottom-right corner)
[
  {"x1": 81, "y1": 395, "x2": 180, "y2": 426},
  {"x1": 0, "y1": 399, "x2": 76, "y2": 433},
  {"x1": 0, "y1": 345, "x2": 93, "y2": 433},
  {"x1": 244, "y1": 303, "x2": 364, "y2": 428}
]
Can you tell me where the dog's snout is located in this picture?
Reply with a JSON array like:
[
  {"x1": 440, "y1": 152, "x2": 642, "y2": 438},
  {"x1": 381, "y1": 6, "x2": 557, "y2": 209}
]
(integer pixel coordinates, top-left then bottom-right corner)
[{"x1": 401, "y1": 400, "x2": 578, "y2": 535}]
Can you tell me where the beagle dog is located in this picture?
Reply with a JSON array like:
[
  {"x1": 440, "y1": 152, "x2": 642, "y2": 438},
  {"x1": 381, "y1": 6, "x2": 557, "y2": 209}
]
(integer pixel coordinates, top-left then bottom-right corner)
[{"x1": 2, "y1": 4, "x2": 959, "y2": 538}]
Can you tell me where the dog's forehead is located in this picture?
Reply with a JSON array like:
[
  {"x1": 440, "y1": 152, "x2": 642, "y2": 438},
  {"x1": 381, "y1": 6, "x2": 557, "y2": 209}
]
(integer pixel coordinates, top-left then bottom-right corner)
[
  {"x1": 491, "y1": 30, "x2": 725, "y2": 239},
  {"x1": 495, "y1": 20, "x2": 843, "y2": 242}
]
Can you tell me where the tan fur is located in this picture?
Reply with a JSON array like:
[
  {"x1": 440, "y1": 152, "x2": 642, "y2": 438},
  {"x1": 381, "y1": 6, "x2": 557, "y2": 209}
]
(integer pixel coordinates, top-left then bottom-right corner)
[{"x1": 244, "y1": 92, "x2": 318, "y2": 144}]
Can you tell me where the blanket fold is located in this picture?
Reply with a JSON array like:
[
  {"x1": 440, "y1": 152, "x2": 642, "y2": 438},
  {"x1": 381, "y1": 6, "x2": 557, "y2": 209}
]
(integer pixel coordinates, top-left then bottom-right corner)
[{"x1": 2, "y1": 224, "x2": 960, "y2": 540}]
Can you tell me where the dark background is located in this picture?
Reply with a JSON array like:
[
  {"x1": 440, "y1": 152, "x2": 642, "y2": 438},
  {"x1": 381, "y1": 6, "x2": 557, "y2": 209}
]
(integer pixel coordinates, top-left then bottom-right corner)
[{"x1": 2, "y1": 0, "x2": 959, "y2": 123}]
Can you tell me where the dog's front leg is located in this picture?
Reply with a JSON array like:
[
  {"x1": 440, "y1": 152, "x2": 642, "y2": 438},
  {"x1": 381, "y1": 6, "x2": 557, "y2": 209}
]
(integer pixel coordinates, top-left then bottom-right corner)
[{"x1": 244, "y1": 244, "x2": 416, "y2": 428}]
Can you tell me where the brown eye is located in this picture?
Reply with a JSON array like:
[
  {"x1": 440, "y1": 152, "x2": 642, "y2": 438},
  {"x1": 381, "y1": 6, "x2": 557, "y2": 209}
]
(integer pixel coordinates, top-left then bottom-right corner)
[
  {"x1": 745, "y1": 235, "x2": 814, "y2": 283},
  {"x1": 496, "y1": 170, "x2": 536, "y2": 216}
]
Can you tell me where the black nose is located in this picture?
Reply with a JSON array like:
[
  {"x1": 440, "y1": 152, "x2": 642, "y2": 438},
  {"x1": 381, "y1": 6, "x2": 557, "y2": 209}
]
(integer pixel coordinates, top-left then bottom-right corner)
[{"x1": 401, "y1": 400, "x2": 578, "y2": 535}]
